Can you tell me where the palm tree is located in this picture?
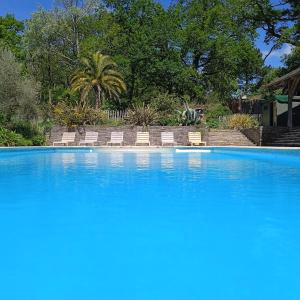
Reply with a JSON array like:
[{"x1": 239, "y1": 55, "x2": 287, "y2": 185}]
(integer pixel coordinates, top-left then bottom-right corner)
[{"x1": 71, "y1": 52, "x2": 126, "y2": 109}]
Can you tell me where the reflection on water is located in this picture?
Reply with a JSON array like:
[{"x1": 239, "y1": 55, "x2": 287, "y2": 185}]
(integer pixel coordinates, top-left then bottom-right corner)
[
  {"x1": 136, "y1": 152, "x2": 150, "y2": 168},
  {"x1": 83, "y1": 153, "x2": 99, "y2": 167},
  {"x1": 188, "y1": 153, "x2": 202, "y2": 168},
  {"x1": 61, "y1": 153, "x2": 76, "y2": 167},
  {"x1": 110, "y1": 152, "x2": 124, "y2": 167},
  {"x1": 160, "y1": 152, "x2": 174, "y2": 170}
]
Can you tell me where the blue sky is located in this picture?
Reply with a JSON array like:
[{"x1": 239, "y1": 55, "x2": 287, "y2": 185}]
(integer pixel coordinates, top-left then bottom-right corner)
[{"x1": 0, "y1": 0, "x2": 292, "y2": 67}]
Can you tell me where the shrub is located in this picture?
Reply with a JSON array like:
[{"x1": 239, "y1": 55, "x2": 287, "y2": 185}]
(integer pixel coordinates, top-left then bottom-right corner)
[
  {"x1": 177, "y1": 102, "x2": 202, "y2": 126},
  {"x1": 206, "y1": 103, "x2": 232, "y2": 119},
  {"x1": 7, "y1": 120, "x2": 46, "y2": 146},
  {"x1": 32, "y1": 134, "x2": 45, "y2": 146},
  {"x1": 205, "y1": 103, "x2": 232, "y2": 128},
  {"x1": 0, "y1": 127, "x2": 32, "y2": 146},
  {"x1": 151, "y1": 92, "x2": 181, "y2": 114},
  {"x1": 9, "y1": 121, "x2": 39, "y2": 139},
  {"x1": 157, "y1": 114, "x2": 180, "y2": 126},
  {"x1": 227, "y1": 114, "x2": 259, "y2": 129},
  {"x1": 52, "y1": 102, "x2": 105, "y2": 127},
  {"x1": 126, "y1": 104, "x2": 158, "y2": 127},
  {"x1": 206, "y1": 118, "x2": 220, "y2": 128},
  {"x1": 151, "y1": 93, "x2": 181, "y2": 126}
]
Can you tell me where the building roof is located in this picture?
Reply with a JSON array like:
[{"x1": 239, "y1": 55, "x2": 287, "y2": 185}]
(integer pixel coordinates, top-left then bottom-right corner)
[
  {"x1": 266, "y1": 67, "x2": 300, "y2": 89},
  {"x1": 246, "y1": 95, "x2": 300, "y2": 105}
]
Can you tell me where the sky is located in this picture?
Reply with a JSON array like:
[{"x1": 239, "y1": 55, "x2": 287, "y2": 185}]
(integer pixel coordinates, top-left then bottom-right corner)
[{"x1": 0, "y1": 0, "x2": 293, "y2": 67}]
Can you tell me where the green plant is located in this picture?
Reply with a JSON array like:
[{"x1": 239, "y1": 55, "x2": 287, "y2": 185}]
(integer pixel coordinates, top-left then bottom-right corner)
[
  {"x1": 206, "y1": 118, "x2": 220, "y2": 128},
  {"x1": 126, "y1": 104, "x2": 158, "y2": 127},
  {"x1": 157, "y1": 114, "x2": 180, "y2": 126},
  {"x1": 32, "y1": 134, "x2": 45, "y2": 146},
  {"x1": 9, "y1": 121, "x2": 39, "y2": 139},
  {"x1": 0, "y1": 127, "x2": 32, "y2": 146},
  {"x1": 52, "y1": 102, "x2": 105, "y2": 128},
  {"x1": 205, "y1": 103, "x2": 232, "y2": 128},
  {"x1": 177, "y1": 102, "x2": 201, "y2": 126},
  {"x1": 71, "y1": 52, "x2": 127, "y2": 108},
  {"x1": 151, "y1": 93, "x2": 181, "y2": 125},
  {"x1": 227, "y1": 114, "x2": 259, "y2": 129},
  {"x1": 151, "y1": 92, "x2": 181, "y2": 114},
  {"x1": 206, "y1": 103, "x2": 231, "y2": 119}
]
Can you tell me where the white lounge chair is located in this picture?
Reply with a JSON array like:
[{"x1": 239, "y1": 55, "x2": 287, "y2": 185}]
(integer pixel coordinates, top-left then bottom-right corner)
[
  {"x1": 107, "y1": 132, "x2": 124, "y2": 146},
  {"x1": 161, "y1": 132, "x2": 176, "y2": 146},
  {"x1": 188, "y1": 132, "x2": 206, "y2": 146},
  {"x1": 135, "y1": 132, "x2": 150, "y2": 146},
  {"x1": 79, "y1": 131, "x2": 99, "y2": 146},
  {"x1": 53, "y1": 132, "x2": 76, "y2": 146}
]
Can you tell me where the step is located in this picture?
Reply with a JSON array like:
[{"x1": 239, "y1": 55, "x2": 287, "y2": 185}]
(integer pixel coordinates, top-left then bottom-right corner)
[
  {"x1": 268, "y1": 143, "x2": 300, "y2": 147},
  {"x1": 273, "y1": 138, "x2": 300, "y2": 143}
]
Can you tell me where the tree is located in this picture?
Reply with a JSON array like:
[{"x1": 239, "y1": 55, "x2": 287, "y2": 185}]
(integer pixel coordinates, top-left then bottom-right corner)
[
  {"x1": 0, "y1": 48, "x2": 40, "y2": 122},
  {"x1": 23, "y1": 2, "x2": 103, "y2": 103},
  {"x1": 172, "y1": 0, "x2": 263, "y2": 100},
  {"x1": 0, "y1": 14, "x2": 24, "y2": 58},
  {"x1": 251, "y1": 0, "x2": 300, "y2": 46},
  {"x1": 283, "y1": 46, "x2": 300, "y2": 72},
  {"x1": 55, "y1": 0, "x2": 100, "y2": 57},
  {"x1": 71, "y1": 52, "x2": 126, "y2": 108}
]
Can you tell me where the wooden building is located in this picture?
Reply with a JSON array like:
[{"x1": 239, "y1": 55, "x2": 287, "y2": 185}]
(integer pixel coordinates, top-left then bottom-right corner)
[{"x1": 266, "y1": 67, "x2": 300, "y2": 128}]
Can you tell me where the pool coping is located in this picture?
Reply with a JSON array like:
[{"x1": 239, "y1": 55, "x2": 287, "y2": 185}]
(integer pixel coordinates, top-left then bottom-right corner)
[{"x1": 1, "y1": 145, "x2": 300, "y2": 151}]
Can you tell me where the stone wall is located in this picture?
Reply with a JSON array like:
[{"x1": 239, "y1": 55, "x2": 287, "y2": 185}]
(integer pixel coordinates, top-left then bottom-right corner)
[
  {"x1": 240, "y1": 128, "x2": 261, "y2": 145},
  {"x1": 208, "y1": 129, "x2": 254, "y2": 146},
  {"x1": 49, "y1": 125, "x2": 295, "y2": 147},
  {"x1": 49, "y1": 125, "x2": 208, "y2": 146},
  {"x1": 49, "y1": 125, "x2": 258, "y2": 146},
  {"x1": 260, "y1": 126, "x2": 289, "y2": 145},
  {"x1": 241, "y1": 126, "x2": 290, "y2": 146}
]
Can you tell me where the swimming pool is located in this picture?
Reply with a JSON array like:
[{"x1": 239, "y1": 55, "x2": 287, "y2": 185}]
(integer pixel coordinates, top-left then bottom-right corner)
[{"x1": 0, "y1": 147, "x2": 300, "y2": 300}]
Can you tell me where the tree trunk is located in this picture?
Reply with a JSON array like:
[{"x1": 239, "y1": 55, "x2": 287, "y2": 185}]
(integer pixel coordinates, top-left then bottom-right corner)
[
  {"x1": 193, "y1": 53, "x2": 201, "y2": 70},
  {"x1": 95, "y1": 86, "x2": 101, "y2": 109},
  {"x1": 129, "y1": 64, "x2": 136, "y2": 101}
]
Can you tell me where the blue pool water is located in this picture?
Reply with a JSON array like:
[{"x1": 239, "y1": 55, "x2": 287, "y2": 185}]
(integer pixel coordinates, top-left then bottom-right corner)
[{"x1": 0, "y1": 147, "x2": 300, "y2": 300}]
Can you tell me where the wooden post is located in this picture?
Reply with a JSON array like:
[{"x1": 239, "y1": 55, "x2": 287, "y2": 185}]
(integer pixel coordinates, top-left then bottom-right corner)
[
  {"x1": 287, "y1": 79, "x2": 293, "y2": 128},
  {"x1": 288, "y1": 77, "x2": 300, "y2": 128}
]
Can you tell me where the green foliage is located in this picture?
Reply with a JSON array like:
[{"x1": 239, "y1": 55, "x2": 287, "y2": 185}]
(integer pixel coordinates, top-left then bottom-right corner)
[
  {"x1": 32, "y1": 134, "x2": 46, "y2": 146},
  {"x1": 126, "y1": 104, "x2": 158, "y2": 127},
  {"x1": 8, "y1": 121, "x2": 38, "y2": 138},
  {"x1": 8, "y1": 120, "x2": 45, "y2": 145},
  {"x1": 52, "y1": 102, "x2": 105, "y2": 128},
  {"x1": 0, "y1": 48, "x2": 40, "y2": 122},
  {"x1": 283, "y1": 46, "x2": 300, "y2": 73},
  {"x1": 71, "y1": 52, "x2": 127, "y2": 108},
  {"x1": 205, "y1": 102, "x2": 232, "y2": 128},
  {"x1": 151, "y1": 92, "x2": 181, "y2": 113},
  {"x1": 205, "y1": 118, "x2": 220, "y2": 129},
  {"x1": 177, "y1": 102, "x2": 201, "y2": 126},
  {"x1": 151, "y1": 92, "x2": 181, "y2": 125},
  {"x1": 101, "y1": 118, "x2": 125, "y2": 126},
  {"x1": 227, "y1": 114, "x2": 259, "y2": 129},
  {"x1": 0, "y1": 127, "x2": 32, "y2": 146},
  {"x1": 0, "y1": 0, "x2": 297, "y2": 134},
  {"x1": 206, "y1": 103, "x2": 232, "y2": 119},
  {"x1": 0, "y1": 14, "x2": 24, "y2": 57},
  {"x1": 251, "y1": 0, "x2": 300, "y2": 46}
]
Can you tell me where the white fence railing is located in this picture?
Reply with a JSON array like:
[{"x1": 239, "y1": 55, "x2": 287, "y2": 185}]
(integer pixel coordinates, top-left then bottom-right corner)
[{"x1": 103, "y1": 110, "x2": 129, "y2": 120}]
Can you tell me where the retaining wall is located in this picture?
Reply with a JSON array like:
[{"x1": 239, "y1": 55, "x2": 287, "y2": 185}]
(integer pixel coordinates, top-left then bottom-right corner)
[
  {"x1": 241, "y1": 127, "x2": 290, "y2": 146},
  {"x1": 49, "y1": 126, "x2": 208, "y2": 146},
  {"x1": 49, "y1": 126, "x2": 257, "y2": 146}
]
